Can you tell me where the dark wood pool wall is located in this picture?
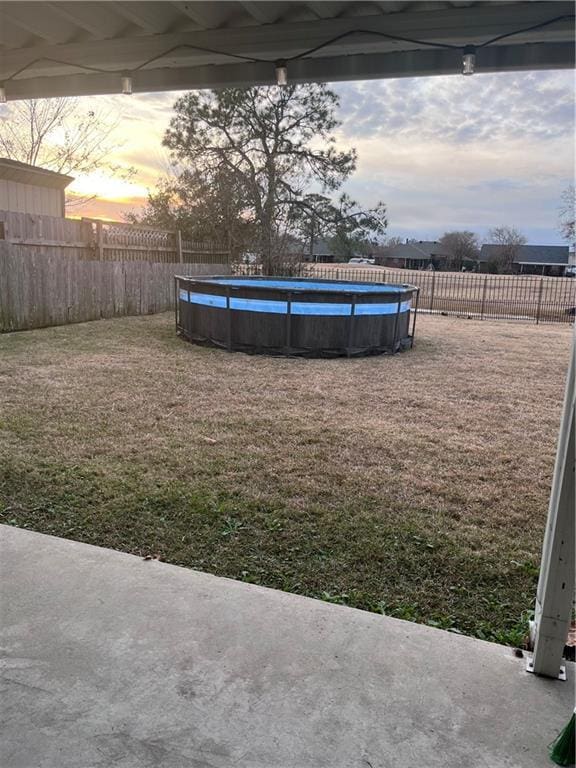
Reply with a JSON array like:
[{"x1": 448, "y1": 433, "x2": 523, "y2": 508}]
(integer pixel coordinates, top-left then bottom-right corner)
[{"x1": 176, "y1": 276, "x2": 418, "y2": 357}]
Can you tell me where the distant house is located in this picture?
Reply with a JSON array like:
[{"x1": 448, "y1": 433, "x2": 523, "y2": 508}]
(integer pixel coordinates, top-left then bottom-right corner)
[
  {"x1": 0, "y1": 158, "x2": 73, "y2": 218},
  {"x1": 479, "y1": 244, "x2": 570, "y2": 276},
  {"x1": 302, "y1": 238, "x2": 337, "y2": 263},
  {"x1": 375, "y1": 240, "x2": 449, "y2": 270}
]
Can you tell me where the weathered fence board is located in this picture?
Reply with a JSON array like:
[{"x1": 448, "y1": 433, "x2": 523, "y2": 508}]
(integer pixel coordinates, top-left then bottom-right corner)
[
  {"x1": 0, "y1": 209, "x2": 93, "y2": 259},
  {"x1": 0, "y1": 243, "x2": 230, "y2": 332}
]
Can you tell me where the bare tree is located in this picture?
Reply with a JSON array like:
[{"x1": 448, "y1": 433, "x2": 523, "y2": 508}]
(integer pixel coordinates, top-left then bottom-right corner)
[
  {"x1": 488, "y1": 226, "x2": 527, "y2": 273},
  {"x1": 559, "y1": 185, "x2": 575, "y2": 244},
  {"x1": 384, "y1": 236, "x2": 404, "y2": 249},
  {"x1": 0, "y1": 98, "x2": 134, "y2": 209},
  {"x1": 439, "y1": 230, "x2": 479, "y2": 271},
  {"x1": 163, "y1": 85, "x2": 357, "y2": 274}
]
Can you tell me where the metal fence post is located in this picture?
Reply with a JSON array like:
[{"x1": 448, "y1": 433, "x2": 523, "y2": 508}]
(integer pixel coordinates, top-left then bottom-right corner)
[
  {"x1": 410, "y1": 288, "x2": 420, "y2": 347},
  {"x1": 536, "y1": 278, "x2": 544, "y2": 324},
  {"x1": 346, "y1": 293, "x2": 357, "y2": 358},
  {"x1": 480, "y1": 274, "x2": 488, "y2": 320},
  {"x1": 285, "y1": 291, "x2": 292, "y2": 355},
  {"x1": 226, "y1": 286, "x2": 232, "y2": 350},
  {"x1": 185, "y1": 280, "x2": 191, "y2": 340},
  {"x1": 175, "y1": 230, "x2": 183, "y2": 263},
  {"x1": 429, "y1": 272, "x2": 436, "y2": 313},
  {"x1": 174, "y1": 276, "x2": 179, "y2": 333},
  {"x1": 392, "y1": 294, "x2": 402, "y2": 354}
]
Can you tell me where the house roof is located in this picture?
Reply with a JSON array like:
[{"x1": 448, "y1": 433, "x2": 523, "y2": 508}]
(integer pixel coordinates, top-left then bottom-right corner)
[
  {"x1": 386, "y1": 241, "x2": 450, "y2": 261},
  {"x1": 286, "y1": 238, "x2": 340, "y2": 256},
  {"x1": 0, "y1": 158, "x2": 74, "y2": 189},
  {"x1": 480, "y1": 244, "x2": 570, "y2": 265},
  {"x1": 312, "y1": 238, "x2": 333, "y2": 256}
]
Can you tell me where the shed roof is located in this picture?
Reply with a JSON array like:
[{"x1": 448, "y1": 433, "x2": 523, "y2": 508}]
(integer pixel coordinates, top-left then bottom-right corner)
[
  {"x1": 480, "y1": 244, "x2": 570, "y2": 265},
  {"x1": 0, "y1": 158, "x2": 74, "y2": 189}
]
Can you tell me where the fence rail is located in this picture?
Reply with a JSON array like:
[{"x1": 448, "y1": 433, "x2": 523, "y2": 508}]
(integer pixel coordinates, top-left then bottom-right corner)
[
  {"x1": 238, "y1": 264, "x2": 576, "y2": 325},
  {"x1": 0, "y1": 210, "x2": 230, "y2": 264}
]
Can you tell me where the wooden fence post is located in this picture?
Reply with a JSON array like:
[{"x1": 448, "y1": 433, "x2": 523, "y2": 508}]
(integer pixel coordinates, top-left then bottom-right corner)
[
  {"x1": 96, "y1": 221, "x2": 104, "y2": 261},
  {"x1": 175, "y1": 230, "x2": 183, "y2": 263}
]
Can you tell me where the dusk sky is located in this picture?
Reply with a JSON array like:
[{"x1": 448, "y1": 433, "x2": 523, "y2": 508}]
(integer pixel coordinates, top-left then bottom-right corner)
[{"x1": 69, "y1": 68, "x2": 574, "y2": 245}]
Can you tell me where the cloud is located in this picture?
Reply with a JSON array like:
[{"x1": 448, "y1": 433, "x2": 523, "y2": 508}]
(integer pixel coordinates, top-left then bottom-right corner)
[
  {"x1": 329, "y1": 70, "x2": 574, "y2": 243},
  {"x1": 334, "y1": 70, "x2": 574, "y2": 143},
  {"x1": 68, "y1": 72, "x2": 574, "y2": 243}
]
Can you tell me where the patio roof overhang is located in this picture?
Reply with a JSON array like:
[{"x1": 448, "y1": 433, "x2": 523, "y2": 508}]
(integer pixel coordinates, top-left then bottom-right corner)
[{"x1": 0, "y1": 1, "x2": 574, "y2": 100}]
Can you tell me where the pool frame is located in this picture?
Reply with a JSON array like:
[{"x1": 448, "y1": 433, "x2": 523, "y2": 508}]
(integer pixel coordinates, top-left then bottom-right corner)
[{"x1": 175, "y1": 275, "x2": 420, "y2": 357}]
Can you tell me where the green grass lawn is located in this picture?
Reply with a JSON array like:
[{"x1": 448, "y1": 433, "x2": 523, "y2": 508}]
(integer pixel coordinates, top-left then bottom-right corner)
[{"x1": 0, "y1": 312, "x2": 572, "y2": 645}]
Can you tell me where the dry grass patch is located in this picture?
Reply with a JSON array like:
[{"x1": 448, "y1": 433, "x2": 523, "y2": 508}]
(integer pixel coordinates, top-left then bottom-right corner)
[{"x1": 0, "y1": 312, "x2": 572, "y2": 644}]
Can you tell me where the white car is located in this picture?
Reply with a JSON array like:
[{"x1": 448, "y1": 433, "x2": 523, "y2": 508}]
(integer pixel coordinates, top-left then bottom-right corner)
[{"x1": 348, "y1": 257, "x2": 375, "y2": 265}]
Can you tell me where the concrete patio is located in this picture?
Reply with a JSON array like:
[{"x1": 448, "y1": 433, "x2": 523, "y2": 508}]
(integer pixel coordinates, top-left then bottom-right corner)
[{"x1": 1, "y1": 524, "x2": 573, "y2": 768}]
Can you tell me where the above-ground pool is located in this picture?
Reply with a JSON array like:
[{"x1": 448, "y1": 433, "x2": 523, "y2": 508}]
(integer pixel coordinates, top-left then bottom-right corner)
[{"x1": 175, "y1": 275, "x2": 419, "y2": 357}]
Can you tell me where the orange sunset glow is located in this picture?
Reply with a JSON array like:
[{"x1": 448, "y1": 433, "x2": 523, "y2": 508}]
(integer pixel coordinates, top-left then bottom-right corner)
[{"x1": 60, "y1": 91, "x2": 181, "y2": 220}]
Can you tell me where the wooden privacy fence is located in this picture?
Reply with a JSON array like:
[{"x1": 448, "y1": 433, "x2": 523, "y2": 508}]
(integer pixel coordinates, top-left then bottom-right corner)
[
  {"x1": 0, "y1": 210, "x2": 230, "y2": 264},
  {"x1": 0, "y1": 243, "x2": 231, "y2": 332}
]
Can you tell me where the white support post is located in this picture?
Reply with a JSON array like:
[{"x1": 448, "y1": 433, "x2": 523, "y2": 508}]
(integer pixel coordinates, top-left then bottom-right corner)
[{"x1": 528, "y1": 333, "x2": 575, "y2": 679}]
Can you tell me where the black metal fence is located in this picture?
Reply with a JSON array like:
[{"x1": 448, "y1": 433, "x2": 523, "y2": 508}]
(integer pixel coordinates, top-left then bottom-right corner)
[{"x1": 236, "y1": 263, "x2": 576, "y2": 324}]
